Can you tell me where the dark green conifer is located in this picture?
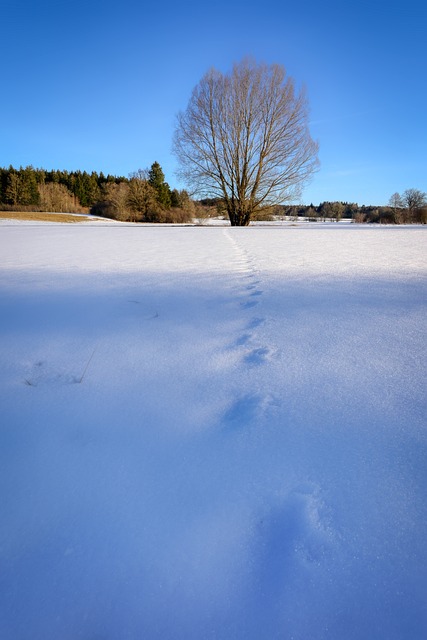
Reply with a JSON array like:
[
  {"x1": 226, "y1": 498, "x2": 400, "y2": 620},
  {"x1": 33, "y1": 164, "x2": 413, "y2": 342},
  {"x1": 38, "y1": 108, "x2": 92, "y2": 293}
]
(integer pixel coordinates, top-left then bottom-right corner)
[{"x1": 148, "y1": 161, "x2": 171, "y2": 209}]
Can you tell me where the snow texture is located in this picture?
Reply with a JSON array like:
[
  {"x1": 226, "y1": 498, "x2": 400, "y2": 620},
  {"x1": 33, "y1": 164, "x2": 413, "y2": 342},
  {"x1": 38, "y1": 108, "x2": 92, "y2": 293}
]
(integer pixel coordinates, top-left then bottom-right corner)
[{"x1": 1, "y1": 220, "x2": 426, "y2": 639}]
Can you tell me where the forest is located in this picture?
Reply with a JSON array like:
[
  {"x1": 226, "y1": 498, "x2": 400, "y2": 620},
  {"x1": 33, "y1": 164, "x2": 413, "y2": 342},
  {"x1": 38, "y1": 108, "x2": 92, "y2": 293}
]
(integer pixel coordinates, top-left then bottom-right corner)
[{"x1": 0, "y1": 164, "x2": 425, "y2": 224}]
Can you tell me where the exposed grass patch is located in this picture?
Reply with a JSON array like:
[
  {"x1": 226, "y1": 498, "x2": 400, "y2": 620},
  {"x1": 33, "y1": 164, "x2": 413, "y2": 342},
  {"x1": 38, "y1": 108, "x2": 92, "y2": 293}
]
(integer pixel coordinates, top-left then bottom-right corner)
[{"x1": 0, "y1": 211, "x2": 89, "y2": 223}]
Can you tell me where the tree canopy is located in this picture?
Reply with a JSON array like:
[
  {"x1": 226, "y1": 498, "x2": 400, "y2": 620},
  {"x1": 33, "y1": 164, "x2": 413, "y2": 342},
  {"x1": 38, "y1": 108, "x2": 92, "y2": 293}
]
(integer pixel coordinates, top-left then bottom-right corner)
[{"x1": 173, "y1": 58, "x2": 319, "y2": 225}]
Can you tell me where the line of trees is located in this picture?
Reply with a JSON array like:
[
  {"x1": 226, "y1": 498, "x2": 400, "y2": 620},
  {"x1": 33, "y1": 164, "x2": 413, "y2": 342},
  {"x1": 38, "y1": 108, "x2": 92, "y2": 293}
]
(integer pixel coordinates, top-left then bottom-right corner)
[
  {"x1": 279, "y1": 190, "x2": 427, "y2": 224},
  {"x1": 1, "y1": 165, "x2": 425, "y2": 224},
  {"x1": 0, "y1": 163, "x2": 197, "y2": 222},
  {"x1": 0, "y1": 165, "x2": 125, "y2": 211},
  {"x1": 386, "y1": 189, "x2": 427, "y2": 224},
  {"x1": 91, "y1": 163, "x2": 197, "y2": 223},
  {"x1": 203, "y1": 194, "x2": 427, "y2": 224}
]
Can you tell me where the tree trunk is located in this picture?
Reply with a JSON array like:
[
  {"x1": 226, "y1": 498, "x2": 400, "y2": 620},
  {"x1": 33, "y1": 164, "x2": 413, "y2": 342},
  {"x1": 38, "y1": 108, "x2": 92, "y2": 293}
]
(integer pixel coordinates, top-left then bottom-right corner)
[{"x1": 228, "y1": 207, "x2": 251, "y2": 226}]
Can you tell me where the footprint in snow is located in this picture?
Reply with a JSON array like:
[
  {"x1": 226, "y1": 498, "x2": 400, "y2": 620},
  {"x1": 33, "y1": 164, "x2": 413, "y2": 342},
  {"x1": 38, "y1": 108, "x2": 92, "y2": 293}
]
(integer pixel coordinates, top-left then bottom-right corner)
[
  {"x1": 234, "y1": 333, "x2": 253, "y2": 347},
  {"x1": 253, "y1": 484, "x2": 334, "y2": 599},
  {"x1": 244, "y1": 346, "x2": 272, "y2": 365},
  {"x1": 241, "y1": 299, "x2": 259, "y2": 309},
  {"x1": 246, "y1": 317, "x2": 266, "y2": 329},
  {"x1": 222, "y1": 393, "x2": 274, "y2": 429}
]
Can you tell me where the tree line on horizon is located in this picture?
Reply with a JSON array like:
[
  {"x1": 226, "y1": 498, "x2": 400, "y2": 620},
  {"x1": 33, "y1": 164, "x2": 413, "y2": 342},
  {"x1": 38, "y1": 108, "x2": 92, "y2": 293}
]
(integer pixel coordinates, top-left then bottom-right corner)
[
  {"x1": 280, "y1": 189, "x2": 427, "y2": 224},
  {"x1": 0, "y1": 163, "x2": 197, "y2": 223},
  {"x1": 0, "y1": 164, "x2": 425, "y2": 224}
]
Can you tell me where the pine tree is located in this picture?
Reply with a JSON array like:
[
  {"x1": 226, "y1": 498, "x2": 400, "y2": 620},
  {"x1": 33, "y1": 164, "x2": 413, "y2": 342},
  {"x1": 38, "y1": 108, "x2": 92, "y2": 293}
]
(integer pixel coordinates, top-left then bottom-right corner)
[
  {"x1": 148, "y1": 161, "x2": 171, "y2": 209},
  {"x1": 0, "y1": 167, "x2": 9, "y2": 204},
  {"x1": 19, "y1": 166, "x2": 40, "y2": 205},
  {"x1": 4, "y1": 170, "x2": 20, "y2": 205}
]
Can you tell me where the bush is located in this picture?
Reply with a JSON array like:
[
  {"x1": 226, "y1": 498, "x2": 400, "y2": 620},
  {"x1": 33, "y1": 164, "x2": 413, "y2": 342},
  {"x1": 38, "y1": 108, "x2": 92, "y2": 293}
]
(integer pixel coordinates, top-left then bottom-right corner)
[
  {"x1": 414, "y1": 207, "x2": 427, "y2": 224},
  {"x1": 90, "y1": 201, "x2": 120, "y2": 220},
  {"x1": 377, "y1": 211, "x2": 396, "y2": 224},
  {"x1": 152, "y1": 207, "x2": 194, "y2": 224},
  {"x1": 353, "y1": 212, "x2": 366, "y2": 223},
  {"x1": 364, "y1": 209, "x2": 396, "y2": 224},
  {"x1": 250, "y1": 209, "x2": 275, "y2": 222}
]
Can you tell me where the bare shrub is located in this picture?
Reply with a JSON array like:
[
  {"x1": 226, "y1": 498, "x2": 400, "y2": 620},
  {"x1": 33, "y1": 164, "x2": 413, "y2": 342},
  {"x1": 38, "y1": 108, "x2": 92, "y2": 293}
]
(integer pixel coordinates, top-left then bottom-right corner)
[
  {"x1": 90, "y1": 201, "x2": 120, "y2": 220},
  {"x1": 100, "y1": 182, "x2": 131, "y2": 220},
  {"x1": 38, "y1": 183, "x2": 83, "y2": 213},
  {"x1": 250, "y1": 209, "x2": 275, "y2": 222},
  {"x1": 353, "y1": 212, "x2": 366, "y2": 223},
  {"x1": 414, "y1": 207, "x2": 427, "y2": 224},
  {"x1": 152, "y1": 208, "x2": 194, "y2": 224}
]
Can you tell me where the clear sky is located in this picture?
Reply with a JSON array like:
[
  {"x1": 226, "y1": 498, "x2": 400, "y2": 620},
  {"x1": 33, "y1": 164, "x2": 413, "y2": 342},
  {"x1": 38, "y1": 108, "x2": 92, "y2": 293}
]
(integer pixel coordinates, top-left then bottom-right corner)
[{"x1": 2, "y1": 0, "x2": 426, "y2": 206}]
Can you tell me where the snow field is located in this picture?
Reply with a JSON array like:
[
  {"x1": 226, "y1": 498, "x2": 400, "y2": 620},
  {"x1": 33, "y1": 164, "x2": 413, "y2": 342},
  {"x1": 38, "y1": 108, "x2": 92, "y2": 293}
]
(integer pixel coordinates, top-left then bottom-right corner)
[{"x1": 0, "y1": 222, "x2": 426, "y2": 639}]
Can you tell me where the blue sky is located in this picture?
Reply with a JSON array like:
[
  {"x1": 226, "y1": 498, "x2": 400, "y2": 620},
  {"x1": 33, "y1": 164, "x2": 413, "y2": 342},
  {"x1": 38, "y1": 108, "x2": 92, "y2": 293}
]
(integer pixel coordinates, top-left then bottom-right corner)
[{"x1": 2, "y1": 0, "x2": 426, "y2": 205}]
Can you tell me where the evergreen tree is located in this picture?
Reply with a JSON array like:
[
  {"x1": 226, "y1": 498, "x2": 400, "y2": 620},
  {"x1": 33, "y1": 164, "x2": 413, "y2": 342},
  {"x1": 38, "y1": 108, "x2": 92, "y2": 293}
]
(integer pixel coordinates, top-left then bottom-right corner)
[
  {"x1": 0, "y1": 167, "x2": 9, "y2": 203},
  {"x1": 148, "y1": 161, "x2": 171, "y2": 209},
  {"x1": 170, "y1": 188, "x2": 180, "y2": 208},
  {"x1": 2, "y1": 166, "x2": 39, "y2": 206},
  {"x1": 170, "y1": 188, "x2": 193, "y2": 212},
  {"x1": 4, "y1": 170, "x2": 20, "y2": 205},
  {"x1": 19, "y1": 166, "x2": 40, "y2": 205}
]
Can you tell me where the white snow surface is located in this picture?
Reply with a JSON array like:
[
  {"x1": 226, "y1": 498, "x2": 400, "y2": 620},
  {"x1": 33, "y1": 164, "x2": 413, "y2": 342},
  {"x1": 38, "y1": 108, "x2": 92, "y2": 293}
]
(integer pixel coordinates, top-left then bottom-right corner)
[{"x1": 1, "y1": 221, "x2": 426, "y2": 639}]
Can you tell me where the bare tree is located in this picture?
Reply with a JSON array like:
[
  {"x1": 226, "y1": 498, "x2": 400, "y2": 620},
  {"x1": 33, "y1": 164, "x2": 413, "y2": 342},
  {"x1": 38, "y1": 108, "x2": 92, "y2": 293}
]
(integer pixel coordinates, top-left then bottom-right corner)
[
  {"x1": 101, "y1": 182, "x2": 131, "y2": 221},
  {"x1": 389, "y1": 192, "x2": 403, "y2": 209},
  {"x1": 401, "y1": 189, "x2": 426, "y2": 220},
  {"x1": 173, "y1": 59, "x2": 319, "y2": 226},
  {"x1": 388, "y1": 192, "x2": 404, "y2": 223},
  {"x1": 38, "y1": 182, "x2": 81, "y2": 213},
  {"x1": 127, "y1": 169, "x2": 159, "y2": 222}
]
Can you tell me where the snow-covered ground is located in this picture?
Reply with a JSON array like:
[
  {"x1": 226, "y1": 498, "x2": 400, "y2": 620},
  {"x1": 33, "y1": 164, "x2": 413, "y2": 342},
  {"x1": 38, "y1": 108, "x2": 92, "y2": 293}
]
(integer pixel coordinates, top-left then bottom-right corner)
[{"x1": 1, "y1": 221, "x2": 426, "y2": 639}]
